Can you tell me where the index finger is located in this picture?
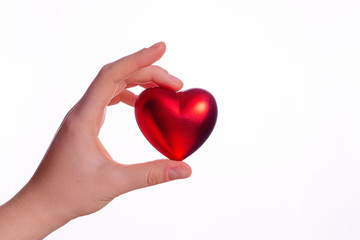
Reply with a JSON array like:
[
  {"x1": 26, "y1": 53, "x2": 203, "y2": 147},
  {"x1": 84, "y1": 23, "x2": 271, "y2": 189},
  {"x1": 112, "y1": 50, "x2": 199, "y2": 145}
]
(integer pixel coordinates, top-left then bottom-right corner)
[{"x1": 79, "y1": 42, "x2": 166, "y2": 118}]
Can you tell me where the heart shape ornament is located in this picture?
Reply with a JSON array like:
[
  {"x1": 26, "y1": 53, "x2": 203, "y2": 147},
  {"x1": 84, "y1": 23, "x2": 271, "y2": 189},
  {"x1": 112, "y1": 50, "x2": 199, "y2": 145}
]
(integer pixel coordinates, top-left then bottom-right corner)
[{"x1": 135, "y1": 87, "x2": 217, "y2": 160}]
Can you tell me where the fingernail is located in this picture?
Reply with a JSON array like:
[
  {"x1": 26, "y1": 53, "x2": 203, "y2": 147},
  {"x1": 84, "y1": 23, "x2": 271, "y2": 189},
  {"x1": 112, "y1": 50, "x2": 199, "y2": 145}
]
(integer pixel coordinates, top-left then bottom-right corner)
[
  {"x1": 168, "y1": 167, "x2": 191, "y2": 180},
  {"x1": 149, "y1": 42, "x2": 163, "y2": 49}
]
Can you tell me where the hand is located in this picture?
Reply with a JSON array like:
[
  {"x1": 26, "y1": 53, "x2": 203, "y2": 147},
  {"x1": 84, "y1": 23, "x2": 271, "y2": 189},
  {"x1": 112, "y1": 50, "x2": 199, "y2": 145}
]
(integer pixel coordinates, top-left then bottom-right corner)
[{"x1": 0, "y1": 42, "x2": 192, "y2": 240}]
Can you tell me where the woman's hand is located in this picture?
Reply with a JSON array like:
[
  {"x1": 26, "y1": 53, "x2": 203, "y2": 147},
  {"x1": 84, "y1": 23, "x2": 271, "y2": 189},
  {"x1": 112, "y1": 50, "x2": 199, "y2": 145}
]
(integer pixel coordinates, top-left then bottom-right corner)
[{"x1": 0, "y1": 42, "x2": 192, "y2": 240}]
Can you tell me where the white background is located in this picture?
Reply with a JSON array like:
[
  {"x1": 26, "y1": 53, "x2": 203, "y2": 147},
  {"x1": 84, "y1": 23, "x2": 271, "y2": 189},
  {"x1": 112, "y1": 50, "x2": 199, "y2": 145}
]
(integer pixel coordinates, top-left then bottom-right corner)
[{"x1": 1, "y1": 0, "x2": 360, "y2": 239}]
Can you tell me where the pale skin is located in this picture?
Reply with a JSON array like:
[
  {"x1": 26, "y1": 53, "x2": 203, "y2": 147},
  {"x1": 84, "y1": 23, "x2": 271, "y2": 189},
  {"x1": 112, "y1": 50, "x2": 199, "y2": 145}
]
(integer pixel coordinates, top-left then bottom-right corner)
[{"x1": 0, "y1": 42, "x2": 192, "y2": 240}]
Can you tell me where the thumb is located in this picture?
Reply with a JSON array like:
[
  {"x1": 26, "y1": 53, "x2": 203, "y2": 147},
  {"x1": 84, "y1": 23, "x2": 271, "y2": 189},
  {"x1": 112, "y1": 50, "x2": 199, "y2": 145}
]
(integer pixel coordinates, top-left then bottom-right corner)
[{"x1": 118, "y1": 160, "x2": 192, "y2": 192}]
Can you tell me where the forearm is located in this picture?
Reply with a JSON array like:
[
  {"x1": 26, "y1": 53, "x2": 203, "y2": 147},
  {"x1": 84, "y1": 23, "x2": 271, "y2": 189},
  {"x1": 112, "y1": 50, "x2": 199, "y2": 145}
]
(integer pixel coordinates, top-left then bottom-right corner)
[{"x1": 0, "y1": 185, "x2": 70, "y2": 240}]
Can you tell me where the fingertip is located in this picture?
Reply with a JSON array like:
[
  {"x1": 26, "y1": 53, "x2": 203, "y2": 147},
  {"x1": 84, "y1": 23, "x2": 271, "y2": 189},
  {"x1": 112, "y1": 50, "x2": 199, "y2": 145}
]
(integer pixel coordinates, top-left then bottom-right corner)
[
  {"x1": 167, "y1": 160, "x2": 192, "y2": 180},
  {"x1": 168, "y1": 166, "x2": 192, "y2": 180},
  {"x1": 149, "y1": 41, "x2": 166, "y2": 53},
  {"x1": 177, "y1": 79, "x2": 184, "y2": 90},
  {"x1": 160, "y1": 41, "x2": 166, "y2": 51},
  {"x1": 169, "y1": 74, "x2": 184, "y2": 91}
]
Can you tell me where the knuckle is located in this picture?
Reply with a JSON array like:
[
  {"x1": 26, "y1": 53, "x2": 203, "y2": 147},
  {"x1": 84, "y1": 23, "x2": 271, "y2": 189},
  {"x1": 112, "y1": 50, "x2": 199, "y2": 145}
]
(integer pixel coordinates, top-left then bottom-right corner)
[
  {"x1": 98, "y1": 63, "x2": 113, "y2": 77},
  {"x1": 101, "y1": 63, "x2": 111, "y2": 72},
  {"x1": 146, "y1": 167, "x2": 167, "y2": 186},
  {"x1": 151, "y1": 65, "x2": 161, "y2": 70},
  {"x1": 62, "y1": 109, "x2": 83, "y2": 132},
  {"x1": 151, "y1": 65, "x2": 167, "y2": 73}
]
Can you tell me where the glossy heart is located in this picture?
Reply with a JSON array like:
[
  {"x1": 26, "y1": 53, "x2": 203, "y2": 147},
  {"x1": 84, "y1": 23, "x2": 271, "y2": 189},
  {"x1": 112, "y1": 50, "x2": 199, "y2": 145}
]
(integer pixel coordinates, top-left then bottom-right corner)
[{"x1": 135, "y1": 87, "x2": 217, "y2": 160}]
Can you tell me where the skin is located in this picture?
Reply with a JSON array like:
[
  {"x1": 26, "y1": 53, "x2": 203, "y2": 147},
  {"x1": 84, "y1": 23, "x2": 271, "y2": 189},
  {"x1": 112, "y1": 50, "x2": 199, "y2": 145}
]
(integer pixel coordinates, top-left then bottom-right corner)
[{"x1": 0, "y1": 42, "x2": 192, "y2": 240}]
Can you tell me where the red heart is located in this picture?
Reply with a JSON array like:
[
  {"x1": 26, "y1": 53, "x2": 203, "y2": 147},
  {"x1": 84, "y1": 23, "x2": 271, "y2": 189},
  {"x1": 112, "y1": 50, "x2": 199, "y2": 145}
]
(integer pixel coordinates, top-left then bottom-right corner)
[{"x1": 135, "y1": 87, "x2": 217, "y2": 160}]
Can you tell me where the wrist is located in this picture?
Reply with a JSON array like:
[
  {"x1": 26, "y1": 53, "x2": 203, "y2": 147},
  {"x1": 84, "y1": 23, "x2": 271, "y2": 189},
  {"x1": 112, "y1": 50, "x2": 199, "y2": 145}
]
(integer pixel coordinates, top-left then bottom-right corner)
[{"x1": 0, "y1": 183, "x2": 72, "y2": 240}]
